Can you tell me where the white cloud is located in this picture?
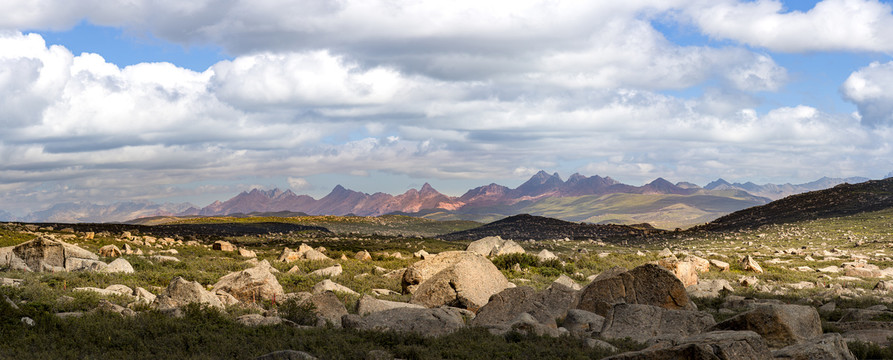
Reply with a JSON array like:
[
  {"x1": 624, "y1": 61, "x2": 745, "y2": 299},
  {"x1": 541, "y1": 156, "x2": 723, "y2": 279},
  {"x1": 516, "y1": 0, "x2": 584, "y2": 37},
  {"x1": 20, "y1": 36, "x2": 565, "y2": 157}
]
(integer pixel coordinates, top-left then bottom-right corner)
[
  {"x1": 842, "y1": 61, "x2": 893, "y2": 127},
  {"x1": 287, "y1": 177, "x2": 311, "y2": 191},
  {"x1": 684, "y1": 0, "x2": 893, "y2": 52}
]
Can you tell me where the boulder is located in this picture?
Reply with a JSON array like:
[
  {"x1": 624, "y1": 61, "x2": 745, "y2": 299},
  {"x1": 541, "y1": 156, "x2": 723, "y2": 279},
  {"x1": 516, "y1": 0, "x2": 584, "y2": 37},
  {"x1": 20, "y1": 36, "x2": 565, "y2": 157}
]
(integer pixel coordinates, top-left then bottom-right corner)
[
  {"x1": 103, "y1": 258, "x2": 135, "y2": 274},
  {"x1": 552, "y1": 274, "x2": 582, "y2": 291},
  {"x1": 355, "y1": 250, "x2": 372, "y2": 261},
  {"x1": 875, "y1": 280, "x2": 893, "y2": 291},
  {"x1": 285, "y1": 292, "x2": 349, "y2": 327},
  {"x1": 309, "y1": 264, "x2": 342, "y2": 278},
  {"x1": 153, "y1": 277, "x2": 224, "y2": 309},
  {"x1": 406, "y1": 251, "x2": 511, "y2": 310},
  {"x1": 684, "y1": 255, "x2": 711, "y2": 273},
  {"x1": 302, "y1": 249, "x2": 330, "y2": 261},
  {"x1": 343, "y1": 307, "x2": 467, "y2": 337},
  {"x1": 98, "y1": 245, "x2": 123, "y2": 257},
  {"x1": 134, "y1": 287, "x2": 156, "y2": 305},
  {"x1": 212, "y1": 264, "x2": 285, "y2": 302},
  {"x1": 238, "y1": 248, "x2": 257, "y2": 258},
  {"x1": 602, "y1": 330, "x2": 772, "y2": 360},
  {"x1": 11, "y1": 237, "x2": 101, "y2": 272},
  {"x1": 709, "y1": 304, "x2": 822, "y2": 348},
  {"x1": 413, "y1": 250, "x2": 430, "y2": 259},
  {"x1": 772, "y1": 333, "x2": 856, "y2": 360},
  {"x1": 311, "y1": 279, "x2": 358, "y2": 296},
  {"x1": 561, "y1": 309, "x2": 605, "y2": 337},
  {"x1": 212, "y1": 241, "x2": 235, "y2": 252},
  {"x1": 599, "y1": 303, "x2": 716, "y2": 343},
  {"x1": 466, "y1": 236, "x2": 525, "y2": 257},
  {"x1": 576, "y1": 264, "x2": 695, "y2": 316},
  {"x1": 278, "y1": 244, "x2": 325, "y2": 262},
  {"x1": 357, "y1": 295, "x2": 425, "y2": 316},
  {"x1": 842, "y1": 329, "x2": 893, "y2": 347},
  {"x1": 658, "y1": 248, "x2": 675, "y2": 258},
  {"x1": 710, "y1": 259, "x2": 731, "y2": 272},
  {"x1": 657, "y1": 257, "x2": 699, "y2": 287},
  {"x1": 686, "y1": 279, "x2": 734, "y2": 298},
  {"x1": 150, "y1": 255, "x2": 179, "y2": 263},
  {"x1": 740, "y1": 255, "x2": 764, "y2": 273},
  {"x1": 472, "y1": 284, "x2": 578, "y2": 329},
  {"x1": 536, "y1": 249, "x2": 558, "y2": 262}
]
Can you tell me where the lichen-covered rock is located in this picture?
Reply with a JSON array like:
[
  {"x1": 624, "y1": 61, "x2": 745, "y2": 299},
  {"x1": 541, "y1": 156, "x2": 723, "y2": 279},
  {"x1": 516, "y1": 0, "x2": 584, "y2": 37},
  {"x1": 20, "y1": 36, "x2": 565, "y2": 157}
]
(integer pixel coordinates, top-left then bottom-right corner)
[
  {"x1": 357, "y1": 295, "x2": 425, "y2": 316},
  {"x1": 343, "y1": 307, "x2": 467, "y2": 337},
  {"x1": 599, "y1": 303, "x2": 716, "y2": 343},
  {"x1": 602, "y1": 330, "x2": 772, "y2": 360},
  {"x1": 466, "y1": 236, "x2": 525, "y2": 257},
  {"x1": 772, "y1": 333, "x2": 856, "y2": 360},
  {"x1": 472, "y1": 283, "x2": 578, "y2": 328},
  {"x1": 9, "y1": 237, "x2": 101, "y2": 272},
  {"x1": 740, "y1": 255, "x2": 764, "y2": 273},
  {"x1": 576, "y1": 264, "x2": 695, "y2": 316},
  {"x1": 657, "y1": 257, "x2": 699, "y2": 287},
  {"x1": 103, "y1": 258, "x2": 135, "y2": 274}
]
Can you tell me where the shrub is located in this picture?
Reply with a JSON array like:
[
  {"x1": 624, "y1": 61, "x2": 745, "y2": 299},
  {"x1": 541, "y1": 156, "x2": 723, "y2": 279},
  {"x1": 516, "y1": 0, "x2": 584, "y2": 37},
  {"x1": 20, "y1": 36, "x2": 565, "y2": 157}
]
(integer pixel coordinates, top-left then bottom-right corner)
[
  {"x1": 491, "y1": 253, "x2": 540, "y2": 270},
  {"x1": 277, "y1": 297, "x2": 318, "y2": 326}
]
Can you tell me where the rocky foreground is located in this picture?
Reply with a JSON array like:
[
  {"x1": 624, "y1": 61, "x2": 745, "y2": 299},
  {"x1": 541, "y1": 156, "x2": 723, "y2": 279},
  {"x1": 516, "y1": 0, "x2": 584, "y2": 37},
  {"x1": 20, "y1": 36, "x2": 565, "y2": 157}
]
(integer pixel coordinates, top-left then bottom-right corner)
[{"x1": 2, "y1": 222, "x2": 893, "y2": 359}]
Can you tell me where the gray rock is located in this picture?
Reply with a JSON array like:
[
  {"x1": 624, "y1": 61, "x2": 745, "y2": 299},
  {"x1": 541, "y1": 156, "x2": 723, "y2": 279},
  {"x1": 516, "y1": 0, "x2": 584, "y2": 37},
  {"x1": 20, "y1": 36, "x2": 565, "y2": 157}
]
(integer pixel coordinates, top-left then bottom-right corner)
[
  {"x1": 472, "y1": 283, "x2": 578, "y2": 328},
  {"x1": 576, "y1": 264, "x2": 695, "y2": 316},
  {"x1": 152, "y1": 277, "x2": 224, "y2": 309},
  {"x1": 150, "y1": 255, "x2": 180, "y2": 263},
  {"x1": 584, "y1": 338, "x2": 617, "y2": 352},
  {"x1": 285, "y1": 291, "x2": 348, "y2": 328},
  {"x1": 344, "y1": 307, "x2": 467, "y2": 337},
  {"x1": 709, "y1": 304, "x2": 822, "y2": 348},
  {"x1": 212, "y1": 264, "x2": 285, "y2": 302},
  {"x1": 552, "y1": 274, "x2": 582, "y2": 291},
  {"x1": 842, "y1": 329, "x2": 893, "y2": 346},
  {"x1": 467, "y1": 236, "x2": 525, "y2": 257},
  {"x1": 773, "y1": 333, "x2": 856, "y2": 360},
  {"x1": 311, "y1": 279, "x2": 358, "y2": 296},
  {"x1": 536, "y1": 249, "x2": 558, "y2": 262},
  {"x1": 10, "y1": 237, "x2": 100, "y2": 272},
  {"x1": 21, "y1": 317, "x2": 35, "y2": 326},
  {"x1": 562, "y1": 309, "x2": 605, "y2": 336},
  {"x1": 309, "y1": 264, "x2": 342, "y2": 278},
  {"x1": 237, "y1": 314, "x2": 284, "y2": 326},
  {"x1": 255, "y1": 350, "x2": 317, "y2": 360},
  {"x1": 406, "y1": 251, "x2": 510, "y2": 310},
  {"x1": 357, "y1": 295, "x2": 425, "y2": 316},
  {"x1": 103, "y1": 258, "x2": 135, "y2": 274},
  {"x1": 600, "y1": 303, "x2": 716, "y2": 343},
  {"x1": 602, "y1": 330, "x2": 772, "y2": 360},
  {"x1": 686, "y1": 278, "x2": 734, "y2": 298}
]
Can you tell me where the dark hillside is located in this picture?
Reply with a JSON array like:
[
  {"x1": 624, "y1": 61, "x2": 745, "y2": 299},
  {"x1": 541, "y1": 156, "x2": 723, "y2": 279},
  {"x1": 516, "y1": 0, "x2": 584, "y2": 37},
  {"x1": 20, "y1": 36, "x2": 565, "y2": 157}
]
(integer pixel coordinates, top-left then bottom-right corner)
[
  {"x1": 438, "y1": 214, "x2": 665, "y2": 242},
  {"x1": 693, "y1": 178, "x2": 893, "y2": 232}
]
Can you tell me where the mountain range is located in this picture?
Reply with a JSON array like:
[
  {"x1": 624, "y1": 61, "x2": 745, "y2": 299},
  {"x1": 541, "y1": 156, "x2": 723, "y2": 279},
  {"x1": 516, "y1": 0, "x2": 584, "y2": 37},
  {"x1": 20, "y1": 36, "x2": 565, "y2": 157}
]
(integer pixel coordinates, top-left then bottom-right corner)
[{"x1": 0, "y1": 171, "x2": 872, "y2": 226}]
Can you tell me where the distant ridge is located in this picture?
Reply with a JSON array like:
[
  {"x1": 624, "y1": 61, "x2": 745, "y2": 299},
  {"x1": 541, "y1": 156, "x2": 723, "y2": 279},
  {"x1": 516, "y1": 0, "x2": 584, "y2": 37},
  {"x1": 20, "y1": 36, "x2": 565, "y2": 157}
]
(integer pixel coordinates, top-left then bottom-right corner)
[
  {"x1": 438, "y1": 214, "x2": 665, "y2": 242},
  {"x1": 704, "y1": 176, "x2": 869, "y2": 200},
  {"x1": 695, "y1": 178, "x2": 893, "y2": 232}
]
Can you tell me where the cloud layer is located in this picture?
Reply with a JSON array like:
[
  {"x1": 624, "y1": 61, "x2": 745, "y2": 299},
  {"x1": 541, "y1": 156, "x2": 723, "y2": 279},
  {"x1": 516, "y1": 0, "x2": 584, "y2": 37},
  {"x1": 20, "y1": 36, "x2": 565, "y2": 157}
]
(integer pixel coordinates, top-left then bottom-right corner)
[{"x1": 0, "y1": 1, "x2": 892, "y2": 214}]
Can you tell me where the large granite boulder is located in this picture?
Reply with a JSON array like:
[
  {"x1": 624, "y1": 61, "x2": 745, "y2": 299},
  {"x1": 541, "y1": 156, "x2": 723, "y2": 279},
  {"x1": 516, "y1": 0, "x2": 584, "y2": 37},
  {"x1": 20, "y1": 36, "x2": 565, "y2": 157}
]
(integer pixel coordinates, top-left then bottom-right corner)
[
  {"x1": 7, "y1": 237, "x2": 103, "y2": 272},
  {"x1": 153, "y1": 277, "x2": 224, "y2": 309},
  {"x1": 657, "y1": 257, "x2": 699, "y2": 287},
  {"x1": 472, "y1": 283, "x2": 578, "y2": 328},
  {"x1": 212, "y1": 264, "x2": 285, "y2": 302},
  {"x1": 603, "y1": 330, "x2": 772, "y2": 360},
  {"x1": 599, "y1": 303, "x2": 716, "y2": 343},
  {"x1": 709, "y1": 304, "x2": 822, "y2": 348},
  {"x1": 576, "y1": 264, "x2": 695, "y2": 316},
  {"x1": 404, "y1": 251, "x2": 510, "y2": 310},
  {"x1": 284, "y1": 292, "x2": 348, "y2": 328},
  {"x1": 343, "y1": 307, "x2": 467, "y2": 337},
  {"x1": 102, "y1": 258, "x2": 135, "y2": 274}
]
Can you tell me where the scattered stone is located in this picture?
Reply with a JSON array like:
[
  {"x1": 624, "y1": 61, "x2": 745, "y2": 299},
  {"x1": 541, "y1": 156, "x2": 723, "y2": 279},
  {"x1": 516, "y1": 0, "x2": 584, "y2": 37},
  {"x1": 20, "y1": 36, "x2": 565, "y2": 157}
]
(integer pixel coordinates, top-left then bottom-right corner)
[
  {"x1": 876, "y1": 280, "x2": 893, "y2": 291},
  {"x1": 584, "y1": 338, "x2": 617, "y2": 352},
  {"x1": 311, "y1": 279, "x2": 358, "y2": 296},
  {"x1": 98, "y1": 245, "x2": 123, "y2": 257},
  {"x1": 657, "y1": 257, "x2": 699, "y2": 287},
  {"x1": 472, "y1": 284, "x2": 578, "y2": 329},
  {"x1": 405, "y1": 251, "x2": 511, "y2": 310},
  {"x1": 536, "y1": 249, "x2": 558, "y2": 262},
  {"x1": 212, "y1": 263, "x2": 285, "y2": 303},
  {"x1": 238, "y1": 248, "x2": 257, "y2": 258},
  {"x1": 709, "y1": 304, "x2": 822, "y2": 348},
  {"x1": 686, "y1": 279, "x2": 734, "y2": 298},
  {"x1": 684, "y1": 255, "x2": 711, "y2": 273},
  {"x1": 212, "y1": 241, "x2": 235, "y2": 252},
  {"x1": 355, "y1": 250, "x2": 372, "y2": 261},
  {"x1": 371, "y1": 288, "x2": 399, "y2": 296},
  {"x1": 103, "y1": 258, "x2": 135, "y2": 274},
  {"x1": 84, "y1": 232, "x2": 95, "y2": 240},
  {"x1": 0, "y1": 277, "x2": 24, "y2": 287},
  {"x1": 413, "y1": 250, "x2": 430, "y2": 259},
  {"x1": 562, "y1": 309, "x2": 605, "y2": 337},
  {"x1": 709, "y1": 259, "x2": 730, "y2": 272},
  {"x1": 6, "y1": 236, "x2": 103, "y2": 272},
  {"x1": 286, "y1": 291, "x2": 349, "y2": 327},
  {"x1": 21, "y1": 317, "x2": 35, "y2": 327},
  {"x1": 466, "y1": 236, "x2": 525, "y2": 257},
  {"x1": 552, "y1": 274, "x2": 582, "y2": 291},
  {"x1": 309, "y1": 264, "x2": 342, "y2": 278},
  {"x1": 740, "y1": 255, "x2": 764, "y2": 273},
  {"x1": 150, "y1": 255, "x2": 180, "y2": 263},
  {"x1": 576, "y1": 264, "x2": 695, "y2": 316},
  {"x1": 237, "y1": 313, "x2": 283, "y2": 327},
  {"x1": 740, "y1": 276, "x2": 759, "y2": 287},
  {"x1": 153, "y1": 277, "x2": 224, "y2": 310},
  {"x1": 657, "y1": 248, "x2": 675, "y2": 259}
]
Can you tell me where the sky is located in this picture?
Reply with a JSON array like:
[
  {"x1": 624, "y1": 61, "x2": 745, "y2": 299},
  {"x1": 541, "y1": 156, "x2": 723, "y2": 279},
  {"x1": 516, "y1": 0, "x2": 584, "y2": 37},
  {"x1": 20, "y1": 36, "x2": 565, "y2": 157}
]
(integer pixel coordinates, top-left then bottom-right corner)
[{"x1": 2, "y1": 0, "x2": 893, "y2": 216}]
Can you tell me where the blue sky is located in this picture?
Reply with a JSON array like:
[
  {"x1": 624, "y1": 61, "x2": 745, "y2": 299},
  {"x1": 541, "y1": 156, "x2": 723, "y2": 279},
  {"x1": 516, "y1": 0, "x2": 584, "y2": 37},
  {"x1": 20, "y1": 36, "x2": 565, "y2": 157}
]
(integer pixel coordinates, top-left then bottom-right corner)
[{"x1": 2, "y1": 0, "x2": 893, "y2": 215}]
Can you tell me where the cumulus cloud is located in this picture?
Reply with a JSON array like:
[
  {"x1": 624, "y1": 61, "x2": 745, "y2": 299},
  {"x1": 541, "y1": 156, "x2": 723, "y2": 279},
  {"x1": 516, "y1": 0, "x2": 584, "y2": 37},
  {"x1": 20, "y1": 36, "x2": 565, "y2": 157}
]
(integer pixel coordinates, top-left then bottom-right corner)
[
  {"x1": 683, "y1": 0, "x2": 893, "y2": 52},
  {"x1": 842, "y1": 61, "x2": 893, "y2": 127}
]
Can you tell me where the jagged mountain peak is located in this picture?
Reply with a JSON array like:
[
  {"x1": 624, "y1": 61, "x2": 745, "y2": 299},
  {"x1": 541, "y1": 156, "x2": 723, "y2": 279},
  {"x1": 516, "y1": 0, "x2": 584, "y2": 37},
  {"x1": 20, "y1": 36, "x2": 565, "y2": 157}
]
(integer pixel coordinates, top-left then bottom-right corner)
[{"x1": 705, "y1": 178, "x2": 732, "y2": 190}]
